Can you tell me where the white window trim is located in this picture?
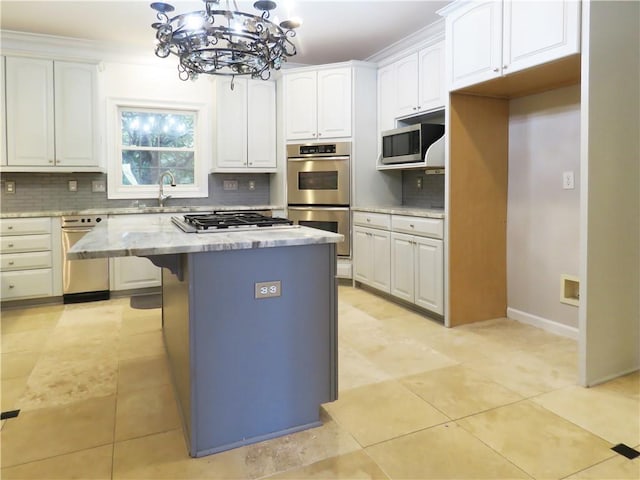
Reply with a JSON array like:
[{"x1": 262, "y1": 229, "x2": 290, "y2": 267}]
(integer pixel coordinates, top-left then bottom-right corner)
[{"x1": 107, "y1": 97, "x2": 210, "y2": 200}]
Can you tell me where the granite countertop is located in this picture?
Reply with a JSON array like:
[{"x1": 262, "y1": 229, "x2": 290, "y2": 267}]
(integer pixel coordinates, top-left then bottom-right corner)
[
  {"x1": 68, "y1": 214, "x2": 343, "y2": 260},
  {"x1": 0, "y1": 205, "x2": 281, "y2": 219},
  {"x1": 352, "y1": 205, "x2": 445, "y2": 219}
]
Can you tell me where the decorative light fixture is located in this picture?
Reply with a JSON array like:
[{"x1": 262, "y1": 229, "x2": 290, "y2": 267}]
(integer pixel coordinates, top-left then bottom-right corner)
[{"x1": 150, "y1": 0, "x2": 300, "y2": 83}]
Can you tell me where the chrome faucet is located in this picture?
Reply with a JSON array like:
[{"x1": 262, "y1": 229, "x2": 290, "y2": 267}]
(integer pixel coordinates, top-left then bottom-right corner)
[{"x1": 158, "y1": 171, "x2": 176, "y2": 207}]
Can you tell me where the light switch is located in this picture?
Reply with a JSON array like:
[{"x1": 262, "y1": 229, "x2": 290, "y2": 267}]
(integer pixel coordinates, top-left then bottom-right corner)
[
  {"x1": 223, "y1": 180, "x2": 238, "y2": 191},
  {"x1": 5, "y1": 181, "x2": 15, "y2": 194}
]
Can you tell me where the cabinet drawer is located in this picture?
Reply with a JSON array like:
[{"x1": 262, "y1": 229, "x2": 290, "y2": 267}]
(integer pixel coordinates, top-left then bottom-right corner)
[
  {"x1": 1, "y1": 269, "x2": 53, "y2": 300},
  {"x1": 392, "y1": 215, "x2": 443, "y2": 239},
  {"x1": 1, "y1": 251, "x2": 53, "y2": 271},
  {"x1": 1, "y1": 218, "x2": 51, "y2": 236},
  {"x1": 353, "y1": 211, "x2": 391, "y2": 229},
  {"x1": 0, "y1": 234, "x2": 52, "y2": 253}
]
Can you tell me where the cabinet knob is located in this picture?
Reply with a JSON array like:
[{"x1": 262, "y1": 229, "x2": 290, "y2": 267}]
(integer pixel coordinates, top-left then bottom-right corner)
[
  {"x1": 8, "y1": 226, "x2": 13, "y2": 230},
  {"x1": 417, "y1": 106, "x2": 421, "y2": 110},
  {"x1": 366, "y1": 218, "x2": 370, "y2": 222},
  {"x1": 409, "y1": 224, "x2": 414, "y2": 228},
  {"x1": 503, "y1": 65, "x2": 508, "y2": 69},
  {"x1": 9, "y1": 284, "x2": 15, "y2": 289},
  {"x1": 493, "y1": 67, "x2": 500, "y2": 72},
  {"x1": 8, "y1": 243, "x2": 14, "y2": 247},
  {"x1": 49, "y1": 159, "x2": 54, "y2": 164},
  {"x1": 9, "y1": 261, "x2": 14, "y2": 265}
]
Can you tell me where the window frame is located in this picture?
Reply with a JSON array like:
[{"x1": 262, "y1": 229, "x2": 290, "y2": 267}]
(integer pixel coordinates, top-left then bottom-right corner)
[{"x1": 107, "y1": 97, "x2": 210, "y2": 200}]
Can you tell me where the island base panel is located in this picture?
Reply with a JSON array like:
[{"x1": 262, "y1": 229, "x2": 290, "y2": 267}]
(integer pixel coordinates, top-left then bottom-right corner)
[{"x1": 162, "y1": 243, "x2": 338, "y2": 457}]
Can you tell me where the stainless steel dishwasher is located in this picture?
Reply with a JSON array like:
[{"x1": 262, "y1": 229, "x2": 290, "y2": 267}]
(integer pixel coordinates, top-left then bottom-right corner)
[{"x1": 61, "y1": 215, "x2": 110, "y2": 303}]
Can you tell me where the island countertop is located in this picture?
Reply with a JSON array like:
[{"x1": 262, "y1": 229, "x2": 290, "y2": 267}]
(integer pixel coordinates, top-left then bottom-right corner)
[{"x1": 68, "y1": 214, "x2": 343, "y2": 259}]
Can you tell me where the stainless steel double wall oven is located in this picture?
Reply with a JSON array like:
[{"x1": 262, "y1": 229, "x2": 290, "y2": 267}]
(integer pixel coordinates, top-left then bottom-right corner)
[{"x1": 287, "y1": 142, "x2": 351, "y2": 257}]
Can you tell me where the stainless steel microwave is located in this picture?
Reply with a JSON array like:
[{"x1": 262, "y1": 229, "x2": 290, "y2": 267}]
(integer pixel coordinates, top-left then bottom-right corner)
[{"x1": 381, "y1": 123, "x2": 445, "y2": 165}]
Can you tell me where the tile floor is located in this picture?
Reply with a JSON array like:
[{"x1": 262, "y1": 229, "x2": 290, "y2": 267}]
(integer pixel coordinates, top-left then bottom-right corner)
[{"x1": 1, "y1": 285, "x2": 638, "y2": 479}]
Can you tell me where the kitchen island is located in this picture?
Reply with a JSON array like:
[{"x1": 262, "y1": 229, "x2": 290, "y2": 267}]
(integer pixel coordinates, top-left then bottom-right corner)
[{"x1": 69, "y1": 214, "x2": 343, "y2": 457}]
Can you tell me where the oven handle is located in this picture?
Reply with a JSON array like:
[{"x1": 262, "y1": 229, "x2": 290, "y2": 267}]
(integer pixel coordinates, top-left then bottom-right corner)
[
  {"x1": 287, "y1": 156, "x2": 350, "y2": 162},
  {"x1": 287, "y1": 206, "x2": 350, "y2": 211}
]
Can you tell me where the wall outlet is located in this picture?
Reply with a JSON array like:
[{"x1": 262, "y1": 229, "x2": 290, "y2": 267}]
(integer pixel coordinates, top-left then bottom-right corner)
[
  {"x1": 255, "y1": 281, "x2": 281, "y2": 299},
  {"x1": 5, "y1": 181, "x2": 15, "y2": 194},
  {"x1": 416, "y1": 177, "x2": 423, "y2": 189},
  {"x1": 562, "y1": 171, "x2": 575, "y2": 189},
  {"x1": 223, "y1": 180, "x2": 238, "y2": 191},
  {"x1": 92, "y1": 180, "x2": 106, "y2": 193},
  {"x1": 248, "y1": 180, "x2": 256, "y2": 191},
  {"x1": 68, "y1": 180, "x2": 78, "y2": 192}
]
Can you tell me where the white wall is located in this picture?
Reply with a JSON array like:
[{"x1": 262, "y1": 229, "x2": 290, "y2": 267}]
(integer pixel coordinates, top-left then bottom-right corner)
[
  {"x1": 580, "y1": 0, "x2": 640, "y2": 386},
  {"x1": 507, "y1": 85, "x2": 581, "y2": 334}
]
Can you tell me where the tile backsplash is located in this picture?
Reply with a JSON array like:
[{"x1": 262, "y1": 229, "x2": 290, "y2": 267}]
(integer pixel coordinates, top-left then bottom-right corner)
[
  {"x1": 0, "y1": 173, "x2": 271, "y2": 213},
  {"x1": 401, "y1": 170, "x2": 445, "y2": 209}
]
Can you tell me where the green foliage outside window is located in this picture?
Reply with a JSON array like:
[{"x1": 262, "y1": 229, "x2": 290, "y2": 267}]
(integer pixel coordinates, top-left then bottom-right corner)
[{"x1": 120, "y1": 110, "x2": 196, "y2": 186}]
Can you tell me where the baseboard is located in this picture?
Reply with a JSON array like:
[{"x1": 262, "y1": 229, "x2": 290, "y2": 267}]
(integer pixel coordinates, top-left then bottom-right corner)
[{"x1": 507, "y1": 307, "x2": 579, "y2": 340}]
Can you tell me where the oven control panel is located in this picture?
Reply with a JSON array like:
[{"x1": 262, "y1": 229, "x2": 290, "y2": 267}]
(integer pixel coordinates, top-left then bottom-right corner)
[
  {"x1": 299, "y1": 144, "x2": 336, "y2": 155},
  {"x1": 287, "y1": 142, "x2": 351, "y2": 158}
]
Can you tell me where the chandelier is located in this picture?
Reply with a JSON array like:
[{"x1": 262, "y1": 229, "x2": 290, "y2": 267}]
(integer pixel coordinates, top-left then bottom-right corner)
[{"x1": 151, "y1": 0, "x2": 300, "y2": 82}]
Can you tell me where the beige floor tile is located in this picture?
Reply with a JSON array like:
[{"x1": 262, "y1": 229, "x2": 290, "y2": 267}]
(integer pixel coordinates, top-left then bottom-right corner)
[
  {"x1": 366, "y1": 422, "x2": 530, "y2": 479},
  {"x1": 0, "y1": 395, "x2": 116, "y2": 467},
  {"x1": 18, "y1": 343, "x2": 118, "y2": 410},
  {"x1": 265, "y1": 450, "x2": 389, "y2": 479},
  {"x1": 118, "y1": 330, "x2": 165, "y2": 360},
  {"x1": 402, "y1": 364, "x2": 523, "y2": 419},
  {"x1": 0, "y1": 305, "x2": 63, "y2": 334},
  {"x1": 338, "y1": 344, "x2": 392, "y2": 392},
  {"x1": 243, "y1": 409, "x2": 361, "y2": 478},
  {"x1": 117, "y1": 354, "x2": 172, "y2": 393},
  {"x1": 457, "y1": 400, "x2": 615, "y2": 479},
  {"x1": 120, "y1": 310, "x2": 162, "y2": 336},
  {"x1": 565, "y1": 449, "x2": 640, "y2": 479},
  {"x1": 533, "y1": 384, "x2": 640, "y2": 446},
  {"x1": 323, "y1": 380, "x2": 448, "y2": 447},
  {"x1": 1, "y1": 376, "x2": 28, "y2": 411},
  {"x1": 594, "y1": 371, "x2": 640, "y2": 400},
  {"x1": 115, "y1": 383, "x2": 181, "y2": 441},
  {"x1": 113, "y1": 429, "x2": 249, "y2": 479},
  {"x1": 1, "y1": 444, "x2": 113, "y2": 480},
  {"x1": 1, "y1": 329, "x2": 50, "y2": 354},
  {"x1": 1, "y1": 352, "x2": 39, "y2": 380},
  {"x1": 463, "y1": 349, "x2": 576, "y2": 397}
]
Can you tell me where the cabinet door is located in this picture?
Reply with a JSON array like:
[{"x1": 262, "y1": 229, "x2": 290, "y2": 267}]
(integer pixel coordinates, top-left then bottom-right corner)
[
  {"x1": 1, "y1": 56, "x2": 6, "y2": 166},
  {"x1": 394, "y1": 53, "x2": 419, "y2": 117},
  {"x1": 447, "y1": 0, "x2": 503, "y2": 90},
  {"x1": 317, "y1": 67, "x2": 351, "y2": 138},
  {"x1": 110, "y1": 256, "x2": 161, "y2": 291},
  {"x1": 377, "y1": 64, "x2": 397, "y2": 135},
  {"x1": 414, "y1": 236, "x2": 444, "y2": 315},
  {"x1": 353, "y1": 227, "x2": 372, "y2": 284},
  {"x1": 284, "y1": 71, "x2": 317, "y2": 140},
  {"x1": 370, "y1": 229, "x2": 391, "y2": 293},
  {"x1": 418, "y1": 41, "x2": 446, "y2": 113},
  {"x1": 54, "y1": 61, "x2": 98, "y2": 167},
  {"x1": 503, "y1": 0, "x2": 581, "y2": 75},
  {"x1": 5, "y1": 57, "x2": 55, "y2": 166},
  {"x1": 216, "y1": 77, "x2": 248, "y2": 169},
  {"x1": 247, "y1": 80, "x2": 276, "y2": 170},
  {"x1": 390, "y1": 232, "x2": 414, "y2": 302}
]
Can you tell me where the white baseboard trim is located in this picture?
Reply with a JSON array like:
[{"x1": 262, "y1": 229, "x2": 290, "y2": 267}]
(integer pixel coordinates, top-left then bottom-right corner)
[{"x1": 507, "y1": 307, "x2": 579, "y2": 340}]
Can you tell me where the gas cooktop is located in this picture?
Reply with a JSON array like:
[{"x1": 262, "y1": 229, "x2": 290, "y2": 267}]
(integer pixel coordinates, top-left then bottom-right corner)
[{"x1": 172, "y1": 212, "x2": 296, "y2": 233}]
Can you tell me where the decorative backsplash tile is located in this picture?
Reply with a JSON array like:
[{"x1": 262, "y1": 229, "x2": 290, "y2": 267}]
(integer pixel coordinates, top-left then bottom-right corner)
[
  {"x1": 401, "y1": 170, "x2": 445, "y2": 209},
  {"x1": 0, "y1": 173, "x2": 271, "y2": 213}
]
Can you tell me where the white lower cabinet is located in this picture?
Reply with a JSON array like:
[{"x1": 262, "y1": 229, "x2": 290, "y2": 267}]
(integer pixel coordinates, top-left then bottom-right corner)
[
  {"x1": 354, "y1": 211, "x2": 444, "y2": 316},
  {"x1": 0, "y1": 217, "x2": 56, "y2": 301},
  {"x1": 353, "y1": 226, "x2": 391, "y2": 293},
  {"x1": 391, "y1": 232, "x2": 444, "y2": 315},
  {"x1": 109, "y1": 256, "x2": 161, "y2": 291}
]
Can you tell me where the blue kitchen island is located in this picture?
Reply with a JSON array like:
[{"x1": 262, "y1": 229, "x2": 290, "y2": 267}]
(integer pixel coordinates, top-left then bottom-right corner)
[{"x1": 69, "y1": 214, "x2": 342, "y2": 457}]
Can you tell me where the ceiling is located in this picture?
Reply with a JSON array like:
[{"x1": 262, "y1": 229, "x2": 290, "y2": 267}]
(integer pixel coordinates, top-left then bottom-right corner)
[{"x1": 0, "y1": 1, "x2": 450, "y2": 65}]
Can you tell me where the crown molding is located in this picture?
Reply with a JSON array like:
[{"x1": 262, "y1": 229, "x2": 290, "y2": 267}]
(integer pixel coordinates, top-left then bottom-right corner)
[{"x1": 366, "y1": 18, "x2": 445, "y2": 67}]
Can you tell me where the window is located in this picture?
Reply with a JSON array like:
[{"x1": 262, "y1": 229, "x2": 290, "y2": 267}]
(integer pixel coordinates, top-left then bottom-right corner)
[{"x1": 107, "y1": 99, "x2": 209, "y2": 199}]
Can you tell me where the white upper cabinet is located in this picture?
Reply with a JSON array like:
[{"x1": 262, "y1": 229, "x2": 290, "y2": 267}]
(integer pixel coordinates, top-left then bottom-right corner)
[
  {"x1": 378, "y1": 40, "x2": 446, "y2": 129},
  {"x1": 213, "y1": 77, "x2": 276, "y2": 172},
  {"x1": 5, "y1": 57, "x2": 99, "y2": 169},
  {"x1": 284, "y1": 66, "x2": 352, "y2": 140},
  {"x1": 445, "y1": 0, "x2": 581, "y2": 91}
]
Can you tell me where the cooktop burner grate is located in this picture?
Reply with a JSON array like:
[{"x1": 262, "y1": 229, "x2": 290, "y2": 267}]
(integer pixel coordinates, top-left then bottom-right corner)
[{"x1": 180, "y1": 212, "x2": 294, "y2": 230}]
